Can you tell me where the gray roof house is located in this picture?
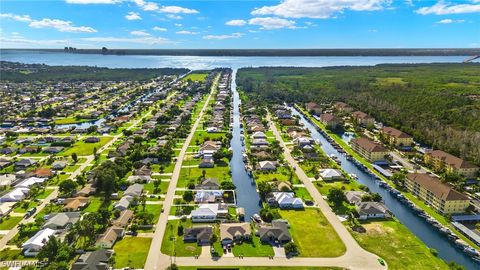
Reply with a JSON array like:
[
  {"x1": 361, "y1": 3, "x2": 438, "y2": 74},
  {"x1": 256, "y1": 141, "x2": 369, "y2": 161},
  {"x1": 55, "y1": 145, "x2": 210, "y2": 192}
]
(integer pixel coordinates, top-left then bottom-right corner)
[
  {"x1": 345, "y1": 191, "x2": 367, "y2": 205},
  {"x1": 257, "y1": 220, "x2": 291, "y2": 243},
  {"x1": 72, "y1": 249, "x2": 113, "y2": 270},
  {"x1": 356, "y1": 202, "x2": 390, "y2": 220},
  {"x1": 183, "y1": 226, "x2": 213, "y2": 245},
  {"x1": 43, "y1": 212, "x2": 81, "y2": 230},
  {"x1": 124, "y1": 183, "x2": 143, "y2": 198}
]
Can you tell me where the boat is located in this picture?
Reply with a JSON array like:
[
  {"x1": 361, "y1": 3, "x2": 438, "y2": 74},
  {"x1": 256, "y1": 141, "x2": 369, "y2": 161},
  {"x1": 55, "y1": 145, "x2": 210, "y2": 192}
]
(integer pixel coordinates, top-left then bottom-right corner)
[
  {"x1": 251, "y1": 214, "x2": 262, "y2": 223},
  {"x1": 349, "y1": 173, "x2": 358, "y2": 179}
]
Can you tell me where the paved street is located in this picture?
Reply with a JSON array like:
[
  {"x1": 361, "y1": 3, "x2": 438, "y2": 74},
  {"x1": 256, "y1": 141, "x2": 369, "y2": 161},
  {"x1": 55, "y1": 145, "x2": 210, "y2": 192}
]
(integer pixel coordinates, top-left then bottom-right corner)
[{"x1": 144, "y1": 75, "x2": 219, "y2": 270}]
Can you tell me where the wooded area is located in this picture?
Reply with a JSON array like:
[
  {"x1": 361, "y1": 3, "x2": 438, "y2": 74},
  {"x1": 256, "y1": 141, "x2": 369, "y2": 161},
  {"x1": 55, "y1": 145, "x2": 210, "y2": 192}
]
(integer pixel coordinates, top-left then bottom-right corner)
[
  {"x1": 0, "y1": 61, "x2": 189, "y2": 82},
  {"x1": 237, "y1": 63, "x2": 480, "y2": 165}
]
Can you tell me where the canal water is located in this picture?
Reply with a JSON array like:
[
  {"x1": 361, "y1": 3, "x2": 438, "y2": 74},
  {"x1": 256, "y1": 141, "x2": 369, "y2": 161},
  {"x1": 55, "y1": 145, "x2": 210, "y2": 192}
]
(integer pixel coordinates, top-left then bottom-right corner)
[
  {"x1": 289, "y1": 107, "x2": 479, "y2": 270},
  {"x1": 229, "y1": 69, "x2": 262, "y2": 220}
]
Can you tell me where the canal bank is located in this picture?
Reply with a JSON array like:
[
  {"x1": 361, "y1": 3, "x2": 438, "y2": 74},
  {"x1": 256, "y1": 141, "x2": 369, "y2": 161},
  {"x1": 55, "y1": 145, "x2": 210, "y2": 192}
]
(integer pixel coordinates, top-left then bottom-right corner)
[
  {"x1": 289, "y1": 106, "x2": 479, "y2": 270},
  {"x1": 229, "y1": 69, "x2": 262, "y2": 220}
]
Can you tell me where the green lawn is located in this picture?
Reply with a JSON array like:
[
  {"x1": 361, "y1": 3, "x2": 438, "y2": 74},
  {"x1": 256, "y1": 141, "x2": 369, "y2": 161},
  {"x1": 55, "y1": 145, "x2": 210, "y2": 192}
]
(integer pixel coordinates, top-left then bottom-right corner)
[
  {"x1": 350, "y1": 220, "x2": 448, "y2": 270},
  {"x1": 0, "y1": 216, "x2": 22, "y2": 230},
  {"x1": 293, "y1": 187, "x2": 313, "y2": 201},
  {"x1": 232, "y1": 235, "x2": 274, "y2": 257},
  {"x1": 190, "y1": 130, "x2": 226, "y2": 146},
  {"x1": 280, "y1": 209, "x2": 346, "y2": 257},
  {"x1": 178, "y1": 163, "x2": 231, "y2": 187},
  {"x1": 113, "y1": 237, "x2": 152, "y2": 269},
  {"x1": 82, "y1": 197, "x2": 108, "y2": 213},
  {"x1": 183, "y1": 73, "x2": 209, "y2": 82},
  {"x1": 161, "y1": 219, "x2": 202, "y2": 257},
  {"x1": 62, "y1": 136, "x2": 112, "y2": 156},
  {"x1": 0, "y1": 248, "x2": 28, "y2": 261},
  {"x1": 144, "y1": 204, "x2": 162, "y2": 224},
  {"x1": 254, "y1": 166, "x2": 301, "y2": 185},
  {"x1": 13, "y1": 201, "x2": 37, "y2": 213},
  {"x1": 35, "y1": 188, "x2": 54, "y2": 199},
  {"x1": 63, "y1": 164, "x2": 80, "y2": 173}
]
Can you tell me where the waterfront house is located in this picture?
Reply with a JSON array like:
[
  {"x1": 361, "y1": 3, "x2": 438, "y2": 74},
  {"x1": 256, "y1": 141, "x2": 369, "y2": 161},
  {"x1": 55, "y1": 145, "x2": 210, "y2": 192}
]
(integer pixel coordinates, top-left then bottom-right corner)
[
  {"x1": 350, "y1": 137, "x2": 389, "y2": 162},
  {"x1": 267, "y1": 192, "x2": 304, "y2": 209},
  {"x1": 405, "y1": 173, "x2": 470, "y2": 214},
  {"x1": 319, "y1": 169, "x2": 344, "y2": 181},
  {"x1": 258, "y1": 161, "x2": 277, "y2": 171},
  {"x1": 345, "y1": 191, "x2": 367, "y2": 204},
  {"x1": 356, "y1": 202, "x2": 390, "y2": 220},
  {"x1": 424, "y1": 150, "x2": 479, "y2": 178},
  {"x1": 191, "y1": 203, "x2": 229, "y2": 222}
]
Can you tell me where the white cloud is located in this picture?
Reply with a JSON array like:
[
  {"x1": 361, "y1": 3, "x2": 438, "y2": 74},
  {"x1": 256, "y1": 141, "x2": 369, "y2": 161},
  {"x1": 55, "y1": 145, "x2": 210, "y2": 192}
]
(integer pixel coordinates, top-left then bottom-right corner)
[
  {"x1": 251, "y1": 0, "x2": 390, "y2": 19},
  {"x1": 248, "y1": 17, "x2": 296, "y2": 30},
  {"x1": 166, "y1": 14, "x2": 183, "y2": 20},
  {"x1": 134, "y1": 0, "x2": 159, "y2": 11},
  {"x1": 130, "y1": 30, "x2": 151, "y2": 36},
  {"x1": 203, "y1": 32, "x2": 243, "y2": 40},
  {"x1": 125, "y1": 11, "x2": 142, "y2": 20},
  {"x1": 159, "y1": 6, "x2": 199, "y2": 14},
  {"x1": 28, "y1": 18, "x2": 97, "y2": 33},
  {"x1": 65, "y1": 0, "x2": 121, "y2": 4},
  {"x1": 0, "y1": 13, "x2": 32, "y2": 22},
  {"x1": 2, "y1": 13, "x2": 97, "y2": 33},
  {"x1": 174, "y1": 23, "x2": 183, "y2": 27},
  {"x1": 436, "y1": 18, "x2": 465, "y2": 24},
  {"x1": 226, "y1": 19, "x2": 247, "y2": 26},
  {"x1": 134, "y1": 0, "x2": 198, "y2": 14},
  {"x1": 176, "y1": 30, "x2": 198, "y2": 35},
  {"x1": 152, "y1": 26, "x2": 167, "y2": 31},
  {"x1": 82, "y1": 36, "x2": 170, "y2": 45},
  {"x1": 416, "y1": 1, "x2": 480, "y2": 15}
]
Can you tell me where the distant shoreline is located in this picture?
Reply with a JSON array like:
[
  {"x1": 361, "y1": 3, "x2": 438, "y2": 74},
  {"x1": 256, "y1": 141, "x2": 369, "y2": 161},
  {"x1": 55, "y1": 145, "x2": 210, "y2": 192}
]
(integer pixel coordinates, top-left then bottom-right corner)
[{"x1": 2, "y1": 48, "x2": 480, "y2": 57}]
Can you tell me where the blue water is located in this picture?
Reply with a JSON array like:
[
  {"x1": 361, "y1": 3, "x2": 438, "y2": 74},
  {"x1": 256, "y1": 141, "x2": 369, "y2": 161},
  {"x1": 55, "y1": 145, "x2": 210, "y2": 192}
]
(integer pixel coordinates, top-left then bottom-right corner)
[
  {"x1": 230, "y1": 69, "x2": 262, "y2": 220},
  {"x1": 0, "y1": 50, "x2": 471, "y2": 70}
]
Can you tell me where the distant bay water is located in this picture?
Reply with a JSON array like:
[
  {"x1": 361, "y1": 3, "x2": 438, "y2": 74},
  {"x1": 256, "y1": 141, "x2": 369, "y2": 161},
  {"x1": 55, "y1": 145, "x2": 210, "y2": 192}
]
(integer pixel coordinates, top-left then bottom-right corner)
[{"x1": 0, "y1": 49, "x2": 471, "y2": 69}]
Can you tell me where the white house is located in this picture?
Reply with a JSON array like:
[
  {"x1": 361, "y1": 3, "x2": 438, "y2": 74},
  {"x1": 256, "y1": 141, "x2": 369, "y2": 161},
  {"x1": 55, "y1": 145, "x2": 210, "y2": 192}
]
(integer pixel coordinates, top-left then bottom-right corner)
[
  {"x1": 268, "y1": 192, "x2": 304, "y2": 209},
  {"x1": 0, "y1": 187, "x2": 29, "y2": 202},
  {"x1": 252, "y1": 131, "x2": 267, "y2": 139},
  {"x1": 258, "y1": 161, "x2": 277, "y2": 171},
  {"x1": 319, "y1": 169, "x2": 344, "y2": 181},
  {"x1": 191, "y1": 204, "x2": 228, "y2": 222},
  {"x1": 113, "y1": 197, "x2": 130, "y2": 211},
  {"x1": 15, "y1": 177, "x2": 47, "y2": 188},
  {"x1": 22, "y1": 228, "x2": 56, "y2": 256}
]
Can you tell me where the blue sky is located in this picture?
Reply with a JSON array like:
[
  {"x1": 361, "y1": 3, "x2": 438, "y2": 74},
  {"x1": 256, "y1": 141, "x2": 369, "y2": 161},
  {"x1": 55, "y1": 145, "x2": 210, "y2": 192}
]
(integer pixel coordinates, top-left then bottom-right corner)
[{"x1": 0, "y1": 0, "x2": 479, "y2": 49}]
